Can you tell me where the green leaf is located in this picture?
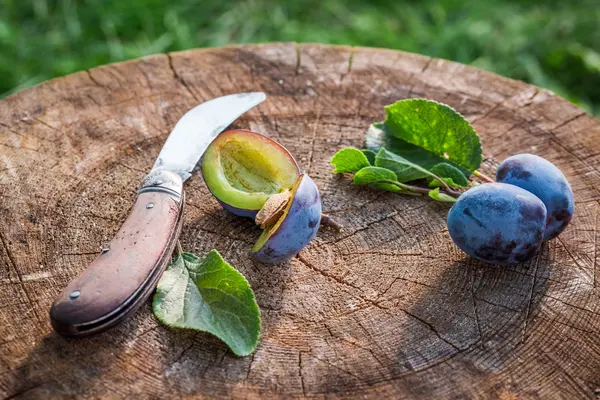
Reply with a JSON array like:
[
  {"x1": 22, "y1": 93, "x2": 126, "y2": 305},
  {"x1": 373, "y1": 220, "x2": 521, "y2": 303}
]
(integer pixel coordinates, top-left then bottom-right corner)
[
  {"x1": 153, "y1": 250, "x2": 261, "y2": 356},
  {"x1": 428, "y1": 177, "x2": 463, "y2": 189},
  {"x1": 353, "y1": 166, "x2": 410, "y2": 193},
  {"x1": 330, "y1": 147, "x2": 371, "y2": 173},
  {"x1": 353, "y1": 166, "x2": 397, "y2": 184},
  {"x1": 366, "y1": 99, "x2": 482, "y2": 172},
  {"x1": 361, "y1": 149, "x2": 377, "y2": 165},
  {"x1": 429, "y1": 163, "x2": 469, "y2": 188},
  {"x1": 384, "y1": 99, "x2": 482, "y2": 171},
  {"x1": 365, "y1": 123, "x2": 471, "y2": 176},
  {"x1": 374, "y1": 148, "x2": 431, "y2": 182},
  {"x1": 428, "y1": 188, "x2": 457, "y2": 203}
]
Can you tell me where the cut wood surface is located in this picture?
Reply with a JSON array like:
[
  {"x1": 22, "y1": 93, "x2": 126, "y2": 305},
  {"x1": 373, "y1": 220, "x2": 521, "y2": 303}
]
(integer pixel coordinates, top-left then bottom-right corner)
[{"x1": 2, "y1": 43, "x2": 600, "y2": 399}]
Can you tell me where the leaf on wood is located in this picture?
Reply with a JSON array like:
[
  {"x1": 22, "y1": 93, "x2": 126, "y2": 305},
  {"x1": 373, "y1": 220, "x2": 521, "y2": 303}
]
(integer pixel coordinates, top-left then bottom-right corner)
[
  {"x1": 365, "y1": 99, "x2": 482, "y2": 173},
  {"x1": 365, "y1": 123, "x2": 452, "y2": 170},
  {"x1": 353, "y1": 166, "x2": 409, "y2": 193},
  {"x1": 374, "y1": 148, "x2": 431, "y2": 182},
  {"x1": 153, "y1": 250, "x2": 261, "y2": 356},
  {"x1": 428, "y1": 187, "x2": 457, "y2": 203},
  {"x1": 331, "y1": 147, "x2": 371, "y2": 173},
  {"x1": 428, "y1": 163, "x2": 469, "y2": 188},
  {"x1": 362, "y1": 149, "x2": 377, "y2": 165}
]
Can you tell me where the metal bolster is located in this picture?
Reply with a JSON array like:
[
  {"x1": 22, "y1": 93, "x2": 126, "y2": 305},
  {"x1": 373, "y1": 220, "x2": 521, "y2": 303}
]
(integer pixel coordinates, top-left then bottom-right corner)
[{"x1": 138, "y1": 169, "x2": 184, "y2": 201}]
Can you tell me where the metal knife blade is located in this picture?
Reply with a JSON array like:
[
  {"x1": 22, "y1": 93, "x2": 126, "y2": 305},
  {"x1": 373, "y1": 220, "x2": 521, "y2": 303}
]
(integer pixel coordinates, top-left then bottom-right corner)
[{"x1": 153, "y1": 92, "x2": 266, "y2": 181}]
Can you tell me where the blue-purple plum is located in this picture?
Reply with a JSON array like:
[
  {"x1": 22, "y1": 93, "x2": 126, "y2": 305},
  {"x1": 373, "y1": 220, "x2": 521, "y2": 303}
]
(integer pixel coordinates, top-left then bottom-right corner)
[
  {"x1": 496, "y1": 153, "x2": 574, "y2": 240},
  {"x1": 201, "y1": 129, "x2": 300, "y2": 218},
  {"x1": 448, "y1": 183, "x2": 547, "y2": 265},
  {"x1": 251, "y1": 174, "x2": 321, "y2": 263}
]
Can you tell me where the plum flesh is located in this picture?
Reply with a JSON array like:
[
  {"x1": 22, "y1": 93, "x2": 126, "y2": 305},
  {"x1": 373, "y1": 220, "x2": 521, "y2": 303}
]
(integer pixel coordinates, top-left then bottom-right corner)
[
  {"x1": 201, "y1": 130, "x2": 300, "y2": 218},
  {"x1": 447, "y1": 182, "x2": 547, "y2": 265},
  {"x1": 251, "y1": 174, "x2": 321, "y2": 263},
  {"x1": 496, "y1": 153, "x2": 574, "y2": 241}
]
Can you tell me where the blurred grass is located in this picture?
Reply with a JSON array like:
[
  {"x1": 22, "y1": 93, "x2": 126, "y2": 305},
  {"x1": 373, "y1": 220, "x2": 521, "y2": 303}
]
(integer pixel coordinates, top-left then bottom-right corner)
[{"x1": 1, "y1": 0, "x2": 599, "y2": 115}]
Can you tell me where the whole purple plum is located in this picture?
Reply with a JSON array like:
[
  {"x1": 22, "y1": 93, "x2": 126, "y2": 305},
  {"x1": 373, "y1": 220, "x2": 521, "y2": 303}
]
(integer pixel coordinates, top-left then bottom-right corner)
[
  {"x1": 447, "y1": 183, "x2": 547, "y2": 265},
  {"x1": 251, "y1": 174, "x2": 321, "y2": 263},
  {"x1": 201, "y1": 129, "x2": 300, "y2": 218},
  {"x1": 496, "y1": 153, "x2": 574, "y2": 240}
]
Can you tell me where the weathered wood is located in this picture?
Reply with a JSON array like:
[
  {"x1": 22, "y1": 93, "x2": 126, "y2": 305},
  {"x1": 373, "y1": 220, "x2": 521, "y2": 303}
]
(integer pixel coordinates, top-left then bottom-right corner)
[{"x1": 1, "y1": 43, "x2": 600, "y2": 399}]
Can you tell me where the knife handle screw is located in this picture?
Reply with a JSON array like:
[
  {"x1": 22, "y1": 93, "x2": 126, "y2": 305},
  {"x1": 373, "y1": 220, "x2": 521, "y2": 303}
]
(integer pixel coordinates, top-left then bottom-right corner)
[
  {"x1": 69, "y1": 290, "x2": 81, "y2": 299},
  {"x1": 146, "y1": 203, "x2": 154, "y2": 209}
]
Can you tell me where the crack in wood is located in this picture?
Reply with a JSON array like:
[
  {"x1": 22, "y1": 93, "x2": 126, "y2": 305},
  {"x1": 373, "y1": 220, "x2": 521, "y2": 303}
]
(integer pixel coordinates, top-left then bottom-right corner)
[
  {"x1": 130, "y1": 325, "x2": 161, "y2": 341},
  {"x1": 542, "y1": 315, "x2": 598, "y2": 336},
  {"x1": 298, "y1": 351, "x2": 307, "y2": 397},
  {"x1": 420, "y1": 57, "x2": 433, "y2": 74},
  {"x1": 400, "y1": 309, "x2": 461, "y2": 351},
  {"x1": 474, "y1": 297, "x2": 520, "y2": 313},
  {"x1": 86, "y1": 70, "x2": 105, "y2": 89},
  {"x1": 296, "y1": 253, "x2": 365, "y2": 294},
  {"x1": 306, "y1": 107, "x2": 321, "y2": 174},
  {"x1": 306, "y1": 351, "x2": 364, "y2": 382},
  {"x1": 376, "y1": 275, "x2": 442, "y2": 302},
  {"x1": 166, "y1": 53, "x2": 199, "y2": 102},
  {"x1": 543, "y1": 293, "x2": 600, "y2": 317},
  {"x1": 551, "y1": 111, "x2": 587, "y2": 132},
  {"x1": 327, "y1": 328, "x2": 388, "y2": 376},
  {"x1": 30, "y1": 118, "x2": 63, "y2": 142},
  {"x1": 322, "y1": 211, "x2": 399, "y2": 245},
  {"x1": 349, "y1": 314, "x2": 392, "y2": 367},
  {"x1": 542, "y1": 350, "x2": 595, "y2": 398},
  {"x1": 169, "y1": 334, "x2": 197, "y2": 369},
  {"x1": 521, "y1": 256, "x2": 540, "y2": 344},
  {"x1": 4, "y1": 382, "x2": 44, "y2": 400},
  {"x1": 339, "y1": 46, "x2": 355, "y2": 82},
  {"x1": 245, "y1": 351, "x2": 257, "y2": 380},
  {"x1": 0, "y1": 230, "x2": 44, "y2": 328},
  {"x1": 556, "y1": 236, "x2": 594, "y2": 283},
  {"x1": 294, "y1": 43, "x2": 301, "y2": 76},
  {"x1": 594, "y1": 203, "x2": 598, "y2": 288},
  {"x1": 135, "y1": 64, "x2": 153, "y2": 90},
  {"x1": 468, "y1": 264, "x2": 483, "y2": 343}
]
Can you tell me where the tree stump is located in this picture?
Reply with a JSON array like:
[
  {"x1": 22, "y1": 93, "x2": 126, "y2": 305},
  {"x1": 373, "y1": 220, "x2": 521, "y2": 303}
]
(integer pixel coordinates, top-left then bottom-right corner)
[{"x1": 2, "y1": 43, "x2": 600, "y2": 399}]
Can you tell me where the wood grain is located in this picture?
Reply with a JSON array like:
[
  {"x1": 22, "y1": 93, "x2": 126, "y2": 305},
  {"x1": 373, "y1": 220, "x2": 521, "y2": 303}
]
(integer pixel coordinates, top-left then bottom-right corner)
[{"x1": 1, "y1": 43, "x2": 600, "y2": 399}]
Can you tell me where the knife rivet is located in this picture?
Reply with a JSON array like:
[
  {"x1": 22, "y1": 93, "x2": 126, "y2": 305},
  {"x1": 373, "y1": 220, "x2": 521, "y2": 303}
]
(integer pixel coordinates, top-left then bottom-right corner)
[
  {"x1": 146, "y1": 203, "x2": 154, "y2": 209},
  {"x1": 156, "y1": 180, "x2": 163, "y2": 185},
  {"x1": 69, "y1": 290, "x2": 81, "y2": 299}
]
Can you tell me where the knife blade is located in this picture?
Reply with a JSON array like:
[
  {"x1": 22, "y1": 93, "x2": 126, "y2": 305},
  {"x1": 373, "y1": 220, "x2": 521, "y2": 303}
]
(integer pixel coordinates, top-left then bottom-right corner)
[{"x1": 50, "y1": 92, "x2": 266, "y2": 337}]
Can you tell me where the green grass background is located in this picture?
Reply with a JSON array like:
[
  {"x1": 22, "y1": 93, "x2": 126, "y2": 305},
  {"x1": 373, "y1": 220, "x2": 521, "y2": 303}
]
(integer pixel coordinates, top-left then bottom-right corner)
[{"x1": 1, "y1": 0, "x2": 599, "y2": 115}]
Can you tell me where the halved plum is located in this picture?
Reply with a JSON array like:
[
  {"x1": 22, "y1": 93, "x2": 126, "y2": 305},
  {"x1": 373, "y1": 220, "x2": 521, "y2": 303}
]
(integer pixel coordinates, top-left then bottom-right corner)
[
  {"x1": 201, "y1": 130, "x2": 300, "y2": 218},
  {"x1": 251, "y1": 174, "x2": 322, "y2": 263}
]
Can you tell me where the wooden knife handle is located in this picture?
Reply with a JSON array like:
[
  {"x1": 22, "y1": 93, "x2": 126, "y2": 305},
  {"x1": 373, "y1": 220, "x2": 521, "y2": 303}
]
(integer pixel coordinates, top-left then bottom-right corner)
[{"x1": 50, "y1": 170, "x2": 184, "y2": 337}]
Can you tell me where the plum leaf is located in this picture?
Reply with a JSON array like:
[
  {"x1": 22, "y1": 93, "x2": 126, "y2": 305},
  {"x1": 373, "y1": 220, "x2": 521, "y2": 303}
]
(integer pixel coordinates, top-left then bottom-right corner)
[
  {"x1": 428, "y1": 177, "x2": 464, "y2": 189},
  {"x1": 428, "y1": 187, "x2": 457, "y2": 203},
  {"x1": 365, "y1": 99, "x2": 482, "y2": 172},
  {"x1": 330, "y1": 147, "x2": 371, "y2": 173},
  {"x1": 353, "y1": 166, "x2": 397, "y2": 185},
  {"x1": 362, "y1": 149, "x2": 377, "y2": 165},
  {"x1": 366, "y1": 123, "x2": 457, "y2": 171},
  {"x1": 374, "y1": 148, "x2": 431, "y2": 182},
  {"x1": 152, "y1": 250, "x2": 261, "y2": 356},
  {"x1": 428, "y1": 163, "x2": 469, "y2": 188},
  {"x1": 353, "y1": 166, "x2": 415, "y2": 194}
]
